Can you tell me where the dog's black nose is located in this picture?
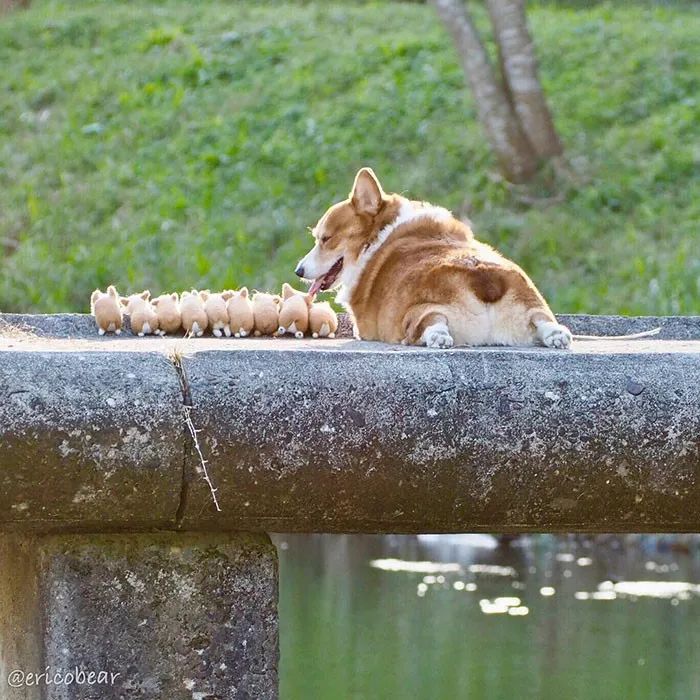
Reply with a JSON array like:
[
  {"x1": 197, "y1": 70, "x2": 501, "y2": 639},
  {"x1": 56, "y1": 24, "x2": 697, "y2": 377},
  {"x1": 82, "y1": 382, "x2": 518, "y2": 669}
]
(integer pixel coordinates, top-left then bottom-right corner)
[{"x1": 294, "y1": 264, "x2": 305, "y2": 278}]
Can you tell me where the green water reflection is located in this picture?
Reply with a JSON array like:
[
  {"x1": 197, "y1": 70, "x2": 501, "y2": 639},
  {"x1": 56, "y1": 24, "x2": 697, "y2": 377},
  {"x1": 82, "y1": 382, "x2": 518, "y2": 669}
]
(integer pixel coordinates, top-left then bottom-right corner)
[{"x1": 277, "y1": 534, "x2": 700, "y2": 700}]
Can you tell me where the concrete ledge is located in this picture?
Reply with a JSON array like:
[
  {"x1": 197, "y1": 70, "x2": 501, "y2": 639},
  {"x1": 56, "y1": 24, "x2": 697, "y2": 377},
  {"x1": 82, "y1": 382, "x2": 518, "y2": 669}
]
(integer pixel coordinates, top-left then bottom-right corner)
[{"x1": 1, "y1": 313, "x2": 699, "y2": 533}]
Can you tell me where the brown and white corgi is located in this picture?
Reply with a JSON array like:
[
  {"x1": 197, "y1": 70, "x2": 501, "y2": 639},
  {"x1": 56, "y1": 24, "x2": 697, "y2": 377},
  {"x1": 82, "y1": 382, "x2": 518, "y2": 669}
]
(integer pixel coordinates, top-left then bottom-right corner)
[{"x1": 295, "y1": 167, "x2": 572, "y2": 349}]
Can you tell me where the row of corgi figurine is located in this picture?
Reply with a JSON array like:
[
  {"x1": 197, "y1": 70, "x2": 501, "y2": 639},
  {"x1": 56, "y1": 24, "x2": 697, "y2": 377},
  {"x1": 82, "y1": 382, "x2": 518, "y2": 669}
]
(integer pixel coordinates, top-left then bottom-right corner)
[{"x1": 90, "y1": 284, "x2": 338, "y2": 339}]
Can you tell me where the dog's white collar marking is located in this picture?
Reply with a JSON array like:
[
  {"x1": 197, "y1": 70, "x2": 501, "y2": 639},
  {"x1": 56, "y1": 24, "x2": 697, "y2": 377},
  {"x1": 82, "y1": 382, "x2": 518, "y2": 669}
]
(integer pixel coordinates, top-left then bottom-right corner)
[{"x1": 336, "y1": 199, "x2": 452, "y2": 306}]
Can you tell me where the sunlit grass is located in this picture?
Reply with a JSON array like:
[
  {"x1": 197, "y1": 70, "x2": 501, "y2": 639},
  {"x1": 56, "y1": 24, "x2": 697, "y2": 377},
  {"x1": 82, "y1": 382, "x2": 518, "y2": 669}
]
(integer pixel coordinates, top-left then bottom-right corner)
[{"x1": 1, "y1": 0, "x2": 698, "y2": 314}]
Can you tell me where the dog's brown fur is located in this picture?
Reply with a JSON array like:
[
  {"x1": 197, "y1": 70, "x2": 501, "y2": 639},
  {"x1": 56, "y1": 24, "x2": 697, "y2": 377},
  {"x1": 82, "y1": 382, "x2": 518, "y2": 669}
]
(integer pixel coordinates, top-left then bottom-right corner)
[{"x1": 297, "y1": 168, "x2": 570, "y2": 348}]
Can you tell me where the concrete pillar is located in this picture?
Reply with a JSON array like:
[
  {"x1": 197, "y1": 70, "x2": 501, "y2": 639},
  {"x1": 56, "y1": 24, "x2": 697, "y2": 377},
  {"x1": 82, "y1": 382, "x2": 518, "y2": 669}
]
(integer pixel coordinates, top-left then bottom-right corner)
[{"x1": 0, "y1": 533, "x2": 278, "y2": 699}]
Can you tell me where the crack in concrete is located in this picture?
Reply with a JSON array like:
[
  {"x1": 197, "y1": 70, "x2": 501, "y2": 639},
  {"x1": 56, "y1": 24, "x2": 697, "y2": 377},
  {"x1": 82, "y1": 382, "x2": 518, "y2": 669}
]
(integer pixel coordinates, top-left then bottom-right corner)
[{"x1": 168, "y1": 351, "x2": 193, "y2": 529}]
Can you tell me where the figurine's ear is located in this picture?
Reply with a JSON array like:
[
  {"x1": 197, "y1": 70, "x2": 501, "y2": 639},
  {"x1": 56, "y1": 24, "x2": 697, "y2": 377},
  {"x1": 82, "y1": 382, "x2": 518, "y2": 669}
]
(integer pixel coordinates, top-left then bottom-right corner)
[
  {"x1": 272, "y1": 295, "x2": 282, "y2": 305},
  {"x1": 239, "y1": 287, "x2": 248, "y2": 299},
  {"x1": 152, "y1": 297, "x2": 160, "y2": 306},
  {"x1": 171, "y1": 292, "x2": 179, "y2": 301},
  {"x1": 120, "y1": 297, "x2": 129, "y2": 306},
  {"x1": 91, "y1": 289, "x2": 101, "y2": 304},
  {"x1": 222, "y1": 290, "x2": 233, "y2": 301},
  {"x1": 140, "y1": 289, "x2": 151, "y2": 300},
  {"x1": 181, "y1": 291, "x2": 190, "y2": 298},
  {"x1": 106, "y1": 285, "x2": 118, "y2": 298},
  {"x1": 282, "y1": 283, "x2": 295, "y2": 300},
  {"x1": 199, "y1": 290, "x2": 210, "y2": 301}
]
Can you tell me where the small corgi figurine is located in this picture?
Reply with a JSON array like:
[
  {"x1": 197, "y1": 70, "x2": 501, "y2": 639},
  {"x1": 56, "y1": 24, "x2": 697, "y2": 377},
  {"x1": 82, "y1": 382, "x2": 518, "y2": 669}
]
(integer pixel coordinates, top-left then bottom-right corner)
[
  {"x1": 278, "y1": 283, "x2": 311, "y2": 339},
  {"x1": 180, "y1": 290, "x2": 208, "y2": 337},
  {"x1": 121, "y1": 290, "x2": 159, "y2": 337},
  {"x1": 226, "y1": 287, "x2": 255, "y2": 338},
  {"x1": 252, "y1": 292, "x2": 281, "y2": 337},
  {"x1": 309, "y1": 300, "x2": 338, "y2": 339},
  {"x1": 152, "y1": 292, "x2": 181, "y2": 336},
  {"x1": 90, "y1": 285, "x2": 123, "y2": 335},
  {"x1": 202, "y1": 290, "x2": 231, "y2": 337}
]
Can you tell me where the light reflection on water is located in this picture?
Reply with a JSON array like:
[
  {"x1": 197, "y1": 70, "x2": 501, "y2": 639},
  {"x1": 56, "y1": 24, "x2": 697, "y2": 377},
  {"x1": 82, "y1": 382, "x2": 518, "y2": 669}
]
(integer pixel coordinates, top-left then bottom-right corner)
[{"x1": 277, "y1": 534, "x2": 700, "y2": 700}]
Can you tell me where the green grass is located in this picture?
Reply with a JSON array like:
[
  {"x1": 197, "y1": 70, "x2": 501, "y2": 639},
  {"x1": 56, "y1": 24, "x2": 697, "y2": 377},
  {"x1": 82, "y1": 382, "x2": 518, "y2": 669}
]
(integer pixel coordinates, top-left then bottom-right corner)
[{"x1": 1, "y1": 0, "x2": 698, "y2": 314}]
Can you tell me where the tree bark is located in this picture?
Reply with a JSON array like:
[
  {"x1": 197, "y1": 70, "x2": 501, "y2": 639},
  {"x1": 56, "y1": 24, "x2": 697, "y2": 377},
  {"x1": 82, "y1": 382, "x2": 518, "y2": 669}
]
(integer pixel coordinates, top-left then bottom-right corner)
[
  {"x1": 429, "y1": 0, "x2": 539, "y2": 183},
  {"x1": 486, "y1": 0, "x2": 563, "y2": 158},
  {"x1": 1, "y1": 0, "x2": 30, "y2": 11}
]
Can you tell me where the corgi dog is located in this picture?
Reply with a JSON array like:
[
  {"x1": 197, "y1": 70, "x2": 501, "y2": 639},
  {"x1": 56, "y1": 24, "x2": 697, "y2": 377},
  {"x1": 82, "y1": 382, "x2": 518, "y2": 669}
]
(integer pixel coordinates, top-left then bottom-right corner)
[
  {"x1": 121, "y1": 291, "x2": 159, "y2": 337},
  {"x1": 295, "y1": 168, "x2": 572, "y2": 349},
  {"x1": 90, "y1": 285, "x2": 123, "y2": 335},
  {"x1": 180, "y1": 290, "x2": 209, "y2": 337}
]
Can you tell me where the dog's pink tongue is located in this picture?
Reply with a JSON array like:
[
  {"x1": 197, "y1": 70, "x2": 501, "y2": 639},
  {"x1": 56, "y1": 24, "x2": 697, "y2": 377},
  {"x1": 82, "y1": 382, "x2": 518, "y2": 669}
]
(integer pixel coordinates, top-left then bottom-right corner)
[{"x1": 308, "y1": 278, "x2": 323, "y2": 297}]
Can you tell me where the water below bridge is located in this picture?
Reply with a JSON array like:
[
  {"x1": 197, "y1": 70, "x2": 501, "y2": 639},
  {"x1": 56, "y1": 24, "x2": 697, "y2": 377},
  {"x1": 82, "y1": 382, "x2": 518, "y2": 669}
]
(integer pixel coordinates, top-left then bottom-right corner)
[{"x1": 276, "y1": 533, "x2": 700, "y2": 700}]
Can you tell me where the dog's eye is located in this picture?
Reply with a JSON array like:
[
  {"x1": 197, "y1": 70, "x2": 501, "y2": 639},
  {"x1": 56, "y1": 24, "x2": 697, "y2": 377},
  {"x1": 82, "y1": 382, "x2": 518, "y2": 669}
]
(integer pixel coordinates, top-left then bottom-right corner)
[{"x1": 320, "y1": 235, "x2": 330, "y2": 244}]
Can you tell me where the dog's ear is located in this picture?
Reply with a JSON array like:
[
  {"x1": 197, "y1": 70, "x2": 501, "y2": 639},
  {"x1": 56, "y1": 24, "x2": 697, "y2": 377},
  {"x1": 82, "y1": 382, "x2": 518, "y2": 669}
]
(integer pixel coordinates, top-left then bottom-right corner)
[{"x1": 350, "y1": 167, "x2": 385, "y2": 216}]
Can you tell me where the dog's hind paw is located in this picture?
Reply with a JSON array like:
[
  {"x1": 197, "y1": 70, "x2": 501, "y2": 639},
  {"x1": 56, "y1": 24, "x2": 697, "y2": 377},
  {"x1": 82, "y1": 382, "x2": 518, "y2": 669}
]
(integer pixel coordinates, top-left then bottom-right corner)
[
  {"x1": 422, "y1": 322, "x2": 454, "y2": 349},
  {"x1": 537, "y1": 321, "x2": 572, "y2": 349}
]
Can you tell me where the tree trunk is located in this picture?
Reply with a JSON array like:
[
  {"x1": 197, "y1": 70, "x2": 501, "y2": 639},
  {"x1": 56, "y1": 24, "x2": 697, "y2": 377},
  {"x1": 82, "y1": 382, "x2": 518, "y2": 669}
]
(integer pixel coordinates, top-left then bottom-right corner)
[
  {"x1": 1, "y1": 0, "x2": 30, "y2": 11},
  {"x1": 486, "y1": 0, "x2": 563, "y2": 158},
  {"x1": 429, "y1": 0, "x2": 539, "y2": 184}
]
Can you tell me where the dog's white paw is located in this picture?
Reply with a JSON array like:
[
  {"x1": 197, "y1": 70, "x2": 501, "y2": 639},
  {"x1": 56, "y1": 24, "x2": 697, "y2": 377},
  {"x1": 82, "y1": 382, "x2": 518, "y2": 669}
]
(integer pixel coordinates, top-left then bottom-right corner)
[
  {"x1": 538, "y1": 321, "x2": 572, "y2": 349},
  {"x1": 422, "y1": 322, "x2": 454, "y2": 349}
]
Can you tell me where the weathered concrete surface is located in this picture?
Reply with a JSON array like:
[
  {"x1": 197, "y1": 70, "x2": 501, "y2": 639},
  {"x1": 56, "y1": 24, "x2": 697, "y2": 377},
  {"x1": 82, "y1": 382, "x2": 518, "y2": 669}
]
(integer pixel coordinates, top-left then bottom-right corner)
[
  {"x1": 1, "y1": 313, "x2": 699, "y2": 533},
  {"x1": 0, "y1": 533, "x2": 278, "y2": 700},
  {"x1": 0, "y1": 351, "x2": 184, "y2": 531},
  {"x1": 3, "y1": 311, "x2": 699, "y2": 340},
  {"x1": 179, "y1": 346, "x2": 700, "y2": 532}
]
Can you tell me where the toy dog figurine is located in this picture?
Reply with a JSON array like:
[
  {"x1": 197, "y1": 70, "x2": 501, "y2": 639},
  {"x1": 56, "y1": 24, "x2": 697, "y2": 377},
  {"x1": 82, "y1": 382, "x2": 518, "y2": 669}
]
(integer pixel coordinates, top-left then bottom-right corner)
[
  {"x1": 227, "y1": 287, "x2": 255, "y2": 338},
  {"x1": 278, "y1": 283, "x2": 311, "y2": 338},
  {"x1": 152, "y1": 292, "x2": 181, "y2": 336},
  {"x1": 252, "y1": 292, "x2": 281, "y2": 336},
  {"x1": 121, "y1": 291, "x2": 159, "y2": 336},
  {"x1": 90, "y1": 285, "x2": 123, "y2": 335},
  {"x1": 309, "y1": 300, "x2": 338, "y2": 338},
  {"x1": 180, "y1": 290, "x2": 208, "y2": 337},
  {"x1": 202, "y1": 290, "x2": 232, "y2": 337}
]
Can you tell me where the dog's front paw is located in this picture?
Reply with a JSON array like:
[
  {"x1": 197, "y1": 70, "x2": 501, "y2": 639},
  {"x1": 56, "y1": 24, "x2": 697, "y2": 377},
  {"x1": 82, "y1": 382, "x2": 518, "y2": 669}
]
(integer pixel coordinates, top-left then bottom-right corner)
[
  {"x1": 538, "y1": 321, "x2": 572, "y2": 349},
  {"x1": 422, "y1": 322, "x2": 454, "y2": 349}
]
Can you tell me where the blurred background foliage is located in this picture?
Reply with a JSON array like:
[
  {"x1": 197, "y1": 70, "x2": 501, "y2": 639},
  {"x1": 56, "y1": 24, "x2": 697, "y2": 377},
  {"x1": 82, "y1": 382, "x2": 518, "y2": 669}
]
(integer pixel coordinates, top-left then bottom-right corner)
[{"x1": 0, "y1": 0, "x2": 698, "y2": 314}]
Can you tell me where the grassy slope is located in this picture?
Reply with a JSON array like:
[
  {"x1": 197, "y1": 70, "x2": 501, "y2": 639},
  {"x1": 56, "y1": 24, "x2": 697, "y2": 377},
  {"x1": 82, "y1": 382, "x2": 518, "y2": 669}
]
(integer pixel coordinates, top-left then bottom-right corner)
[{"x1": 0, "y1": 0, "x2": 698, "y2": 314}]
